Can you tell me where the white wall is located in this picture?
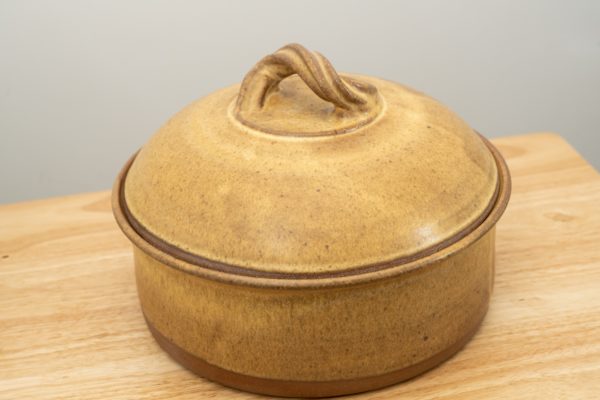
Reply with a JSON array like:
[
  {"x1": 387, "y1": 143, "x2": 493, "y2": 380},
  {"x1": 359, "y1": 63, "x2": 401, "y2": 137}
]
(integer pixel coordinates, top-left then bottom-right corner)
[{"x1": 1, "y1": 0, "x2": 599, "y2": 203}]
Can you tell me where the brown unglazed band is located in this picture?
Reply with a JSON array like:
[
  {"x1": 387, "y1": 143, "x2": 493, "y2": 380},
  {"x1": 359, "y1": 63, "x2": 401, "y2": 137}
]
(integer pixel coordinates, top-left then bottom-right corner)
[{"x1": 144, "y1": 304, "x2": 488, "y2": 398}]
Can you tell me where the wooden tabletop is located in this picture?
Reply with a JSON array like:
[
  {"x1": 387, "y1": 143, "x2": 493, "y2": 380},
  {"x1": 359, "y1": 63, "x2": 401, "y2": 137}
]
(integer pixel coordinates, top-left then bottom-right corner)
[{"x1": 1, "y1": 133, "x2": 599, "y2": 399}]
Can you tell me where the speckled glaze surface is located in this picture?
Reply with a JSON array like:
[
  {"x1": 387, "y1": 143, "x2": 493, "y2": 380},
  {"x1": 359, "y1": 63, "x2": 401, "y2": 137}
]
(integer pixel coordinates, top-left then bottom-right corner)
[{"x1": 112, "y1": 44, "x2": 511, "y2": 397}]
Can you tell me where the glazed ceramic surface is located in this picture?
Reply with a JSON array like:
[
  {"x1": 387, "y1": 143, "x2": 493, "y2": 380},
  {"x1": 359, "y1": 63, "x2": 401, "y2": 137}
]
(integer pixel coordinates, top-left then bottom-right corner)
[{"x1": 112, "y1": 43, "x2": 511, "y2": 397}]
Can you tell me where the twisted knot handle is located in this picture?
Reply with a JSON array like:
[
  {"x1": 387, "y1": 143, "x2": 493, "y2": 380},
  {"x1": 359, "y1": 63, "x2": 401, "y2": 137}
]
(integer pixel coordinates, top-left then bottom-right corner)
[{"x1": 235, "y1": 44, "x2": 381, "y2": 129}]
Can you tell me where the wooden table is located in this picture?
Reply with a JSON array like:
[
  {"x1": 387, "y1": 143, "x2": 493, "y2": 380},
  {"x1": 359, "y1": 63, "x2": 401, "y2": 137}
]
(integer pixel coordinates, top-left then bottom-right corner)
[{"x1": 1, "y1": 133, "x2": 599, "y2": 399}]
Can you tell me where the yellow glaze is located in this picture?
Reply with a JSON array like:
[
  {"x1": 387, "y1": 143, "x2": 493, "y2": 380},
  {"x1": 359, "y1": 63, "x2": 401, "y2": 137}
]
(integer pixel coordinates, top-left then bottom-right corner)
[{"x1": 112, "y1": 44, "x2": 511, "y2": 397}]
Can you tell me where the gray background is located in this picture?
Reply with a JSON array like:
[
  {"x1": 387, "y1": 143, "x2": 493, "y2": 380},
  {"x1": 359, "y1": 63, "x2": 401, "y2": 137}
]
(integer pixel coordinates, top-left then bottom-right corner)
[{"x1": 1, "y1": 0, "x2": 599, "y2": 204}]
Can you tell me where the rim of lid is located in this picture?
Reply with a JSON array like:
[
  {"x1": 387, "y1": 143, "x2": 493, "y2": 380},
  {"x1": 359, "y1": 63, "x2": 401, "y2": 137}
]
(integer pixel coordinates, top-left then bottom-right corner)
[{"x1": 112, "y1": 134, "x2": 511, "y2": 289}]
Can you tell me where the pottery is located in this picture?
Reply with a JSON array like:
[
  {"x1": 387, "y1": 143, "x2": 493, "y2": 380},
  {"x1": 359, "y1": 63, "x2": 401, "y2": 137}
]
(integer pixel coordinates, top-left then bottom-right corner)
[{"x1": 112, "y1": 43, "x2": 511, "y2": 397}]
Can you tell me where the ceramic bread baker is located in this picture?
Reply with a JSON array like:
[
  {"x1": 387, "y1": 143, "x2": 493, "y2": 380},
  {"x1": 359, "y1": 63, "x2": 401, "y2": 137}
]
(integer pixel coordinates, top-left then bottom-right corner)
[{"x1": 112, "y1": 43, "x2": 511, "y2": 397}]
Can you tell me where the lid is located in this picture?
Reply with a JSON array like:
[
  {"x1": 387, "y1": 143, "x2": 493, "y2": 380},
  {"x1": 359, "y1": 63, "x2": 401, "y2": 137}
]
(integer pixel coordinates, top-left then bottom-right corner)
[{"x1": 118, "y1": 44, "x2": 502, "y2": 279}]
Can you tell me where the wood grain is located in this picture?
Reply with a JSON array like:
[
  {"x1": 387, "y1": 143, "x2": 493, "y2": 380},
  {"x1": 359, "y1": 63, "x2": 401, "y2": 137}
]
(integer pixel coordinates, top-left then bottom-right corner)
[{"x1": 1, "y1": 133, "x2": 599, "y2": 399}]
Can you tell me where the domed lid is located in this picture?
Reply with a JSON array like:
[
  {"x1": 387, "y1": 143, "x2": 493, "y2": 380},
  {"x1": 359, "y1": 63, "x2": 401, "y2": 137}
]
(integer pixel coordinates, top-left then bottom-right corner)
[{"x1": 116, "y1": 44, "x2": 503, "y2": 279}]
